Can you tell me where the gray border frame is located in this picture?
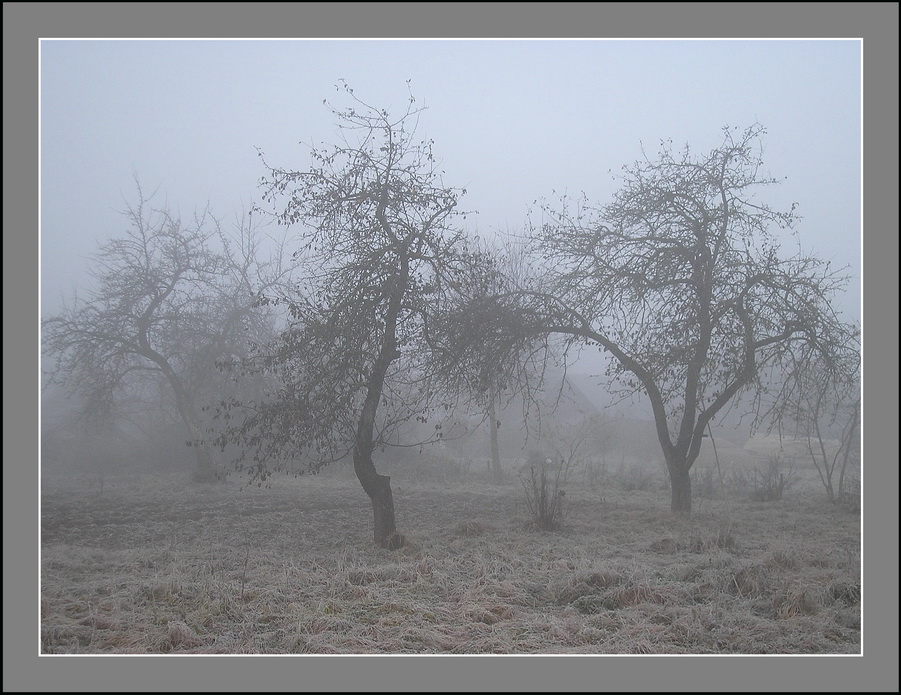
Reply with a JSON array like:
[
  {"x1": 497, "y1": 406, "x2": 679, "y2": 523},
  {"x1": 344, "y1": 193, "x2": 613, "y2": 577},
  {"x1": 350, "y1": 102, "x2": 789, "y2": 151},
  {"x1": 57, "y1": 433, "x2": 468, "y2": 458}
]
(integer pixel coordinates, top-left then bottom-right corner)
[{"x1": 7, "y1": 2, "x2": 897, "y2": 692}]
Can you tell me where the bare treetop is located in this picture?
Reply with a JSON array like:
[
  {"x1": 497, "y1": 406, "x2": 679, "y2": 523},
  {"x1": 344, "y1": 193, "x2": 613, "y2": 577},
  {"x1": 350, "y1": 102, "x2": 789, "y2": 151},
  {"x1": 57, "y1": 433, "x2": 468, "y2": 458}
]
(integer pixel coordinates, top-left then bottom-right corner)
[{"x1": 449, "y1": 124, "x2": 856, "y2": 517}]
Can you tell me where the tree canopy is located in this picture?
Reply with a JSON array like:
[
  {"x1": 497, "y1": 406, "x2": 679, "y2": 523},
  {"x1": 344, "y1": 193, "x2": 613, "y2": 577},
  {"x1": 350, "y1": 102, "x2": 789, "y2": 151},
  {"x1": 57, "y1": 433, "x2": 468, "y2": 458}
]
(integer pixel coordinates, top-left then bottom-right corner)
[
  {"x1": 42, "y1": 183, "x2": 289, "y2": 481},
  {"x1": 450, "y1": 124, "x2": 857, "y2": 516},
  {"x1": 217, "y1": 83, "x2": 483, "y2": 547}
]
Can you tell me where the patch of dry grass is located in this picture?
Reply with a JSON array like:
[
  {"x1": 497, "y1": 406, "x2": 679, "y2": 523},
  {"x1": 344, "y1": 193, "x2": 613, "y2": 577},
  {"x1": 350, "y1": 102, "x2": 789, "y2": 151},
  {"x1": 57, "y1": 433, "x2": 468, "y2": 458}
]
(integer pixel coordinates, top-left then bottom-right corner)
[{"x1": 40, "y1": 465, "x2": 860, "y2": 654}]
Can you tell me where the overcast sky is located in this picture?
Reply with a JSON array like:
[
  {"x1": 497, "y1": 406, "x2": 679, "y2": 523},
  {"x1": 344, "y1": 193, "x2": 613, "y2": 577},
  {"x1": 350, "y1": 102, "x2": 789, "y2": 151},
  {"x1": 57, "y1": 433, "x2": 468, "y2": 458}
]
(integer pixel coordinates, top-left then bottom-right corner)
[{"x1": 40, "y1": 39, "x2": 861, "y2": 334}]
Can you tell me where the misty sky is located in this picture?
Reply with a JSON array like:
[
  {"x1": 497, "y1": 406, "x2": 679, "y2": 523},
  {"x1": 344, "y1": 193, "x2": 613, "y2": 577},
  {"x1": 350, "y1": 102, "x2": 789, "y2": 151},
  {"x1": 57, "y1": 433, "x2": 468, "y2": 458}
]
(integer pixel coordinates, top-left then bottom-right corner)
[{"x1": 40, "y1": 39, "x2": 862, "y2": 335}]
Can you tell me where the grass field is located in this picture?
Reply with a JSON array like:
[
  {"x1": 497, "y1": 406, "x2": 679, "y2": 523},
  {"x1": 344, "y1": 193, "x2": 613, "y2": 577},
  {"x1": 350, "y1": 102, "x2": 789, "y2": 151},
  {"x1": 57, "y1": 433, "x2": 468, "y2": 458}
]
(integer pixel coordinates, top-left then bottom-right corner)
[{"x1": 40, "y1": 456, "x2": 861, "y2": 655}]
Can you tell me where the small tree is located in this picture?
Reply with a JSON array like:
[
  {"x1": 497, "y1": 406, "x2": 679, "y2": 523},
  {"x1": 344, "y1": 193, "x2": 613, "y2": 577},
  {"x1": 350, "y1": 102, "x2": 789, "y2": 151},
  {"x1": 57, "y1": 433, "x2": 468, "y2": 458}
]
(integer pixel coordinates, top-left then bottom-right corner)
[
  {"x1": 42, "y1": 183, "x2": 288, "y2": 482},
  {"x1": 219, "y1": 83, "x2": 475, "y2": 548},
  {"x1": 771, "y1": 334, "x2": 861, "y2": 504},
  {"x1": 428, "y1": 237, "x2": 561, "y2": 483},
  {"x1": 464, "y1": 124, "x2": 855, "y2": 517},
  {"x1": 520, "y1": 453, "x2": 567, "y2": 532}
]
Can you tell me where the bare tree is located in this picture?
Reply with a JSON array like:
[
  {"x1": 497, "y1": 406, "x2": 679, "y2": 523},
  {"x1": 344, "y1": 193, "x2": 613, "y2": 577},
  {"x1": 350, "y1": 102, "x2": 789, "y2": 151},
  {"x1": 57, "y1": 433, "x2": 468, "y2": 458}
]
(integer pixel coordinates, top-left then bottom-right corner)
[
  {"x1": 771, "y1": 332, "x2": 861, "y2": 505},
  {"x1": 462, "y1": 124, "x2": 854, "y2": 517},
  {"x1": 42, "y1": 183, "x2": 289, "y2": 482},
  {"x1": 217, "y1": 83, "x2": 476, "y2": 548},
  {"x1": 427, "y1": 236, "x2": 561, "y2": 483}
]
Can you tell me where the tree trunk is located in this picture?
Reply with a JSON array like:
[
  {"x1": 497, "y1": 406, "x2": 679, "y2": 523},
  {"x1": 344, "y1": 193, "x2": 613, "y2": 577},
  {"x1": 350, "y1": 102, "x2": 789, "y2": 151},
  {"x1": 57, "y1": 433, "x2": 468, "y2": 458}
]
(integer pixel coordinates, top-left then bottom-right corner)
[
  {"x1": 183, "y1": 414, "x2": 221, "y2": 483},
  {"x1": 150, "y1": 353, "x2": 221, "y2": 483},
  {"x1": 351, "y1": 252, "x2": 407, "y2": 549},
  {"x1": 487, "y1": 397, "x2": 503, "y2": 484},
  {"x1": 354, "y1": 450, "x2": 401, "y2": 549},
  {"x1": 192, "y1": 442, "x2": 220, "y2": 483},
  {"x1": 667, "y1": 462, "x2": 692, "y2": 517}
]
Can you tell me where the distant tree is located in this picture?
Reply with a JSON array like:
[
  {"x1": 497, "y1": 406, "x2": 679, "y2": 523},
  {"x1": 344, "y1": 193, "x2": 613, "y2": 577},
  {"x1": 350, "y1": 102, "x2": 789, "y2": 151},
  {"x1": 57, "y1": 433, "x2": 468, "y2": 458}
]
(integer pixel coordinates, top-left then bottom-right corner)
[
  {"x1": 427, "y1": 237, "x2": 560, "y2": 484},
  {"x1": 458, "y1": 124, "x2": 855, "y2": 517},
  {"x1": 217, "y1": 83, "x2": 477, "y2": 548},
  {"x1": 42, "y1": 183, "x2": 289, "y2": 482},
  {"x1": 770, "y1": 330, "x2": 861, "y2": 505},
  {"x1": 486, "y1": 381, "x2": 504, "y2": 483}
]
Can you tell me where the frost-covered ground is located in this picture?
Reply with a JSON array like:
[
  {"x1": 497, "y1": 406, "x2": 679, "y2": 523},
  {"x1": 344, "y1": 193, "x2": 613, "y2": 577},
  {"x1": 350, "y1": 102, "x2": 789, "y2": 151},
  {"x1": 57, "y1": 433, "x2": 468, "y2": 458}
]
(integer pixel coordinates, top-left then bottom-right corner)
[{"x1": 40, "y1": 460, "x2": 860, "y2": 654}]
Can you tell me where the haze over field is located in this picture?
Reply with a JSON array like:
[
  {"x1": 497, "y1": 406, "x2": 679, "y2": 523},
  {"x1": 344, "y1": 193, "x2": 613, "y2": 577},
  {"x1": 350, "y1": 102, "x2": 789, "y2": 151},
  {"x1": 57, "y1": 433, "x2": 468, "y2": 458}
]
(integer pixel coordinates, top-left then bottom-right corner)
[
  {"x1": 38, "y1": 37, "x2": 865, "y2": 658},
  {"x1": 41, "y1": 39, "x2": 862, "y2": 342}
]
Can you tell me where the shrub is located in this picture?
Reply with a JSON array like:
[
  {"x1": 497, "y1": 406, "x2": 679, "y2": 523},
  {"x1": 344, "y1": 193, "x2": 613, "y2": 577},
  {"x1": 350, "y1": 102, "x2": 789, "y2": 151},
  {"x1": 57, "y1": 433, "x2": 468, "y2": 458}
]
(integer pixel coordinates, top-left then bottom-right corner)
[
  {"x1": 519, "y1": 454, "x2": 567, "y2": 531},
  {"x1": 750, "y1": 453, "x2": 797, "y2": 502}
]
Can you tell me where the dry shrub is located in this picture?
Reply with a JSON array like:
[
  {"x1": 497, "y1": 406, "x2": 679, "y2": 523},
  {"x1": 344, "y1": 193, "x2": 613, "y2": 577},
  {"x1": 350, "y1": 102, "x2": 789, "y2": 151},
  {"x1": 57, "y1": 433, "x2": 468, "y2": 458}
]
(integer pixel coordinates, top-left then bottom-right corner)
[
  {"x1": 750, "y1": 453, "x2": 797, "y2": 502},
  {"x1": 519, "y1": 455, "x2": 566, "y2": 531}
]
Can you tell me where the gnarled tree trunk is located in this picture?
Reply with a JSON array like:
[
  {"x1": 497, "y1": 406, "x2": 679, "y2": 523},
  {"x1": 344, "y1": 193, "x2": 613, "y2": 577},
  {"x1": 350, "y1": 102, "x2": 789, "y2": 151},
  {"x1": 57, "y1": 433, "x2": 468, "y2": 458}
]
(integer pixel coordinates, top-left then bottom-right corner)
[
  {"x1": 352, "y1": 260, "x2": 407, "y2": 550},
  {"x1": 353, "y1": 450, "x2": 401, "y2": 549}
]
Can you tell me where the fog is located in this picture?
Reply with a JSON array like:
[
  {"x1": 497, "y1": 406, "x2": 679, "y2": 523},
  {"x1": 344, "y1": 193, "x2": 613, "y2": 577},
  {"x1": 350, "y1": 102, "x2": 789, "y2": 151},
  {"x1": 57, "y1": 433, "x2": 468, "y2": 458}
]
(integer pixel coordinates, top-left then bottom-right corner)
[
  {"x1": 39, "y1": 38, "x2": 862, "y2": 472},
  {"x1": 35, "y1": 37, "x2": 869, "y2": 660},
  {"x1": 41, "y1": 39, "x2": 861, "y2": 331}
]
